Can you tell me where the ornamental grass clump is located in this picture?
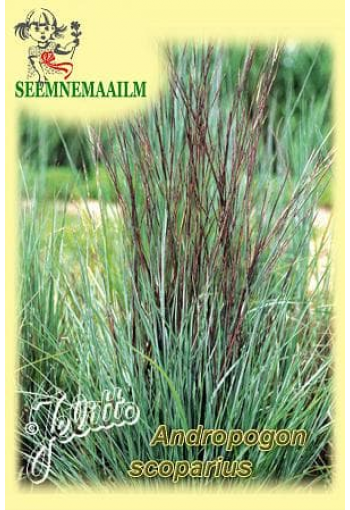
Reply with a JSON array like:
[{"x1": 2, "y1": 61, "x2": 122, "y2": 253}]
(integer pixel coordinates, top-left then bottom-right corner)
[
  {"x1": 19, "y1": 44, "x2": 333, "y2": 485},
  {"x1": 95, "y1": 45, "x2": 332, "y2": 372}
]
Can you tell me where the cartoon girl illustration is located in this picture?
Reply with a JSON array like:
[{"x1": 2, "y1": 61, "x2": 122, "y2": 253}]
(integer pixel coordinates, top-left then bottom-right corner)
[{"x1": 15, "y1": 8, "x2": 81, "y2": 82}]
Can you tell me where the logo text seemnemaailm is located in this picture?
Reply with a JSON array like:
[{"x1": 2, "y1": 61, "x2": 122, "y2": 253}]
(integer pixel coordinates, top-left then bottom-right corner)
[
  {"x1": 15, "y1": 80, "x2": 147, "y2": 98},
  {"x1": 14, "y1": 8, "x2": 147, "y2": 100}
]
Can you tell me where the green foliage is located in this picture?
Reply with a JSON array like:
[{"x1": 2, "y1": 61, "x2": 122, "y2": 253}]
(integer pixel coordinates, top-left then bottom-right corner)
[
  {"x1": 19, "y1": 44, "x2": 332, "y2": 175},
  {"x1": 22, "y1": 165, "x2": 116, "y2": 202},
  {"x1": 318, "y1": 180, "x2": 332, "y2": 209},
  {"x1": 19, "y1": 114, "x2": 95, "y2": 171},
  {"x1": 19, "y1": 44, "x2": 333, "y2": 487}
]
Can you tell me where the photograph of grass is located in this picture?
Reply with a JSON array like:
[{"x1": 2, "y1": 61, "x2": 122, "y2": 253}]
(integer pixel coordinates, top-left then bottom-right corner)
[{"x1": 19, "y1": 43, "x2": 333, "y2": 487}]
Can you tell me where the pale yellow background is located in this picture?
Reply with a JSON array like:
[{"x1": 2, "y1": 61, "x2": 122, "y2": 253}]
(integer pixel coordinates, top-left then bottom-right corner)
[{"x1": 5, "y1": 0, "x2": 345, "y2": 509}]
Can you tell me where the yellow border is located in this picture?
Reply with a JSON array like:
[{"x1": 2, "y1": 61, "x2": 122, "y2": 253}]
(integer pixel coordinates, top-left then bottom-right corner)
[{"x1": 5, "y1": 1, "x2": 345, "y2": 509}]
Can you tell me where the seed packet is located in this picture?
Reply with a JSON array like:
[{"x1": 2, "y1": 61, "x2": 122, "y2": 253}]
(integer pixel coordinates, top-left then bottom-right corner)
[{"x1": 5, "y1": 1, "x2": 345, "y2": 509}]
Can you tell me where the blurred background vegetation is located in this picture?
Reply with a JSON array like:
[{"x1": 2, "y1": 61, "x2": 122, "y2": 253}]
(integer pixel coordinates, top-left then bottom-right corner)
[{"x1": 19, "y1": 44, "x2": 332, "y2": 207}]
